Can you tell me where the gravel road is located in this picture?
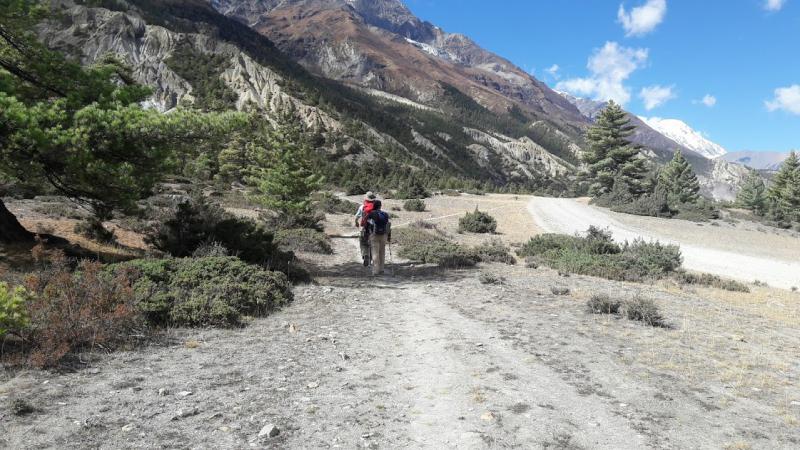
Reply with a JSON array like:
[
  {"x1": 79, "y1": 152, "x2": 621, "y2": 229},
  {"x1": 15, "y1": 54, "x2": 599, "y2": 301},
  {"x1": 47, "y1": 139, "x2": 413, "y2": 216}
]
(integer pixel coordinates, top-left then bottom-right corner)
[{"x1": 528, "y1": 197, "x2": 800, "y2": 289}]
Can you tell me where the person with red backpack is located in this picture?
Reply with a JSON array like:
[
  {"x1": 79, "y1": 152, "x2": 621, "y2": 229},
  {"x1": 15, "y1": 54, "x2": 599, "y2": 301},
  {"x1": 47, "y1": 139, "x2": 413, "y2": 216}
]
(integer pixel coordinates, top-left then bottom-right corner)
[
  {"x1": 354, "y1": 192, "x2": 377, "y2": 267},
  {"x1": 365, "y1": 200, "x2": 391, "y2": 276}
]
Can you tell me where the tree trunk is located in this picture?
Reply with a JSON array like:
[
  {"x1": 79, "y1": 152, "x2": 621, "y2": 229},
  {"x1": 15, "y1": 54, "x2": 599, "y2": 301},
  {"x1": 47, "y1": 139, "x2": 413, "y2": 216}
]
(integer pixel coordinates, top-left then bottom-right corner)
[{"x1": 0, "y1": 198, "x2": 34, "y2": 243}]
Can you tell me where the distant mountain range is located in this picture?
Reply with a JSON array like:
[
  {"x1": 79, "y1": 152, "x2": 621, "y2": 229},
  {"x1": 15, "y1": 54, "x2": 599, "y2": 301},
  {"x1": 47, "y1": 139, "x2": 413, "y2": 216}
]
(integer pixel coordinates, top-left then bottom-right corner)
[{"x1": 722, "y1": 151, "x2": 792, "y2": 171}]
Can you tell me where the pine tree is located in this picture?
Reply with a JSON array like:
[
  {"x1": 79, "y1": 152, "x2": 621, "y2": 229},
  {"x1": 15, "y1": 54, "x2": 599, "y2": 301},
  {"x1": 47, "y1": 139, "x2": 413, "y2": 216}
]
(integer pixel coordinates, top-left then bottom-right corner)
[
  {"x1": 779, "y1": 168, "x2": 800, "y2": 222},
  {"x1": 736, "y1": 170, "x2": 767, "y2": 215},
  {"x1": 584, "y1": 101, "x2": 648, "y2": 196},
  {"x1": 248, "y1": 126, "x2": 323, "y2": 219},
  {"x1": 768, "y1": 151, "x2": 799, "y2": 202},
  {"x1": 658, "y1": 150, "x2": 701, "y2": 205}
]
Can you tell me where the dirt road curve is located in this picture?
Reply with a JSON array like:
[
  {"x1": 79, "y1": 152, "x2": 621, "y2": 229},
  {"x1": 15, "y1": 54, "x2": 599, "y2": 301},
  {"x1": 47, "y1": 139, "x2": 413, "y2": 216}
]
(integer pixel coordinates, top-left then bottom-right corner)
[{"x1": 528, "y1": 197, "x2": 800, "y2": 289}]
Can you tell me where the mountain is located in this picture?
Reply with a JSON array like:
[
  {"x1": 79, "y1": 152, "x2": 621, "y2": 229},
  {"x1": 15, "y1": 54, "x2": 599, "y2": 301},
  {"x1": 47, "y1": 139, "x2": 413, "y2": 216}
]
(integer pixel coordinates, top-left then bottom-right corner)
[
  {"x1": 722, "y1": 151, "x2": 792, "y2": 171},
  {"x1": 209, "y1": 0, "x2": 587, "y2": 129},
  {"x1": 639, "y1": 117, "x2": 727, "y2": 159},
  {"x1": 37, "y1": 0, "x2": 583, "y2": 192}
]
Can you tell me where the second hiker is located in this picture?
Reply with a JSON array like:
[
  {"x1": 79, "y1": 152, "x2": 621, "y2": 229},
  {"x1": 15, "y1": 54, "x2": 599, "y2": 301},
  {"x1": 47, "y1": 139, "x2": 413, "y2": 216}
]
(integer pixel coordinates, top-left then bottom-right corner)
[
  {"x1": 365, "y1": 200, "x2": 391, "y2": 276},
  {"x1": 354, "y1": 191, "x2": 377, "y2": 267}
]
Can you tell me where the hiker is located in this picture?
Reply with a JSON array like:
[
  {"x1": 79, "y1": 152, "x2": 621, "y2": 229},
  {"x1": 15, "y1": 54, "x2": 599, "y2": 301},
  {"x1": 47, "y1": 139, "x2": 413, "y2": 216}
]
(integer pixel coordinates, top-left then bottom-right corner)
[
  {"x1": 365, "y1": 200, "x2": 391, "y2": 276},
  {"x1": 354, "y1": 192, "x2": 377, "y2": 267}
]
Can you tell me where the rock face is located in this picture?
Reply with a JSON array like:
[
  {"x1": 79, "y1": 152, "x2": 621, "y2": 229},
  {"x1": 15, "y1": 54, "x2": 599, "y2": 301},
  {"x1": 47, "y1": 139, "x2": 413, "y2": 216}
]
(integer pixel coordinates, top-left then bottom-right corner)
[
  {"x1": 722, "y1": 151, "x2": 792, "y2": 171},
  {"x1": 210, "y1": 0, "x2": 587, "y2": 128}
]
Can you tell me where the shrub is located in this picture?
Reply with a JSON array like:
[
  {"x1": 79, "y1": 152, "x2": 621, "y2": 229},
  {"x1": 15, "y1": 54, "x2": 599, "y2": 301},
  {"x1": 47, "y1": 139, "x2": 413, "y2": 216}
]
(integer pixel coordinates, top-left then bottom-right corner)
[
  {"x1": 587, "y1": 294, "x2": 621, "y2": 314},
  {"x1": 550, "y1": 286, "x2": 571, "y2": 296},
  {"x1": 345, "y1": 182, "x2": 367, "y2": 196},
  {"x1": 110, "y1": 257, "x2": 293, "y2": 328},
  {"x1": 0, "y1": 282, "x2": 30, "y2": 337},
  {"x1": 517, "y1": 228, "x2": 682, "y2": 282},
  {"x1": 313, "y1": 193, "x2": 359, "y2": 215},
  {"x1": 524, "y1": 256, "x2": 541, "y2": 269},
  {"x1": 622, "y1": 297, "x2": 666, "y2": 327},
  {"x1": 674, "y1": 271, "x2": 750, "y2": 293},
  {"x1": 458, "y1": 209, "x2": 497, "y2": 234},
  {"x1": 478, "y1": 273, "x2": 503, "y2": 285},
  {"x1": 192, "y1": 241, "x2": 230, "y2": 258},
  {"x1": 403, "y1": 199, "x2": 426, "y2": 212},
  {"x1": 275, "y1": 228, "x2": 333, "y2": 254},
  {"x1": 396, "y1": 180, "x2": 429, "y2": 199},
  {"x1": 17, "y1": 258, "x2": 143, "y2": 367},
  {"x1": 147, "y1": 197, "x2": 299, "y2": 277},
  {"x1": 472, "y1": 239, "x2": 516, "y2": 264},
  {"x1": 74, "y1": 219, "x2": 116, "y2": 243},
  {"x1": 621, "y1": 239, "x2": 683, "y2": 276},
  {"x1": 393, "y1": 228, "x2": 478, "y2": 268}
]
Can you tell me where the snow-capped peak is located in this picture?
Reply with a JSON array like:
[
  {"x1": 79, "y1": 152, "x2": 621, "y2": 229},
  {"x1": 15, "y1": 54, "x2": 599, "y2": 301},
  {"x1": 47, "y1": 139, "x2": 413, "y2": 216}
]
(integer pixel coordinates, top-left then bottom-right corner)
[{"x1": 638, "y1": 116, "x2": 727, "y2": 159}]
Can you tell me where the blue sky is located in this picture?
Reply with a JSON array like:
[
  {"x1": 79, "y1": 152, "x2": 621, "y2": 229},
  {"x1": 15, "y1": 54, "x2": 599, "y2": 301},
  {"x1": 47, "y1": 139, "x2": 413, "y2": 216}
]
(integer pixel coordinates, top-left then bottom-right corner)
[{"x1": 405, "y1": 0, "x2": 799, "y2": 152}]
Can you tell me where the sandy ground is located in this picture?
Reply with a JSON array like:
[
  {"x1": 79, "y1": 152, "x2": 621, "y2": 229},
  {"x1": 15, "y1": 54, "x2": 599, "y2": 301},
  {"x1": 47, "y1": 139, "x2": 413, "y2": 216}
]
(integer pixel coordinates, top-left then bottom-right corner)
[
  {"x1": 528, "y1": 197, "x2": 800, "y2": 290},
  {"x1": 3, "y1": 194, "x2": 800, "y2": 449}
]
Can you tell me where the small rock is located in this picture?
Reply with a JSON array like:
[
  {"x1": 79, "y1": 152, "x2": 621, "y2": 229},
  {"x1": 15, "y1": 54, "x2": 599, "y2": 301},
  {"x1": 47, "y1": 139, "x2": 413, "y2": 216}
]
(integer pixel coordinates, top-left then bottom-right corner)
[
  {"x1": 480, "y1": 411, "x2": 495, "y2": 422},
  {"x1": 258, "y1": 424, "x2": 280, "y2": 438},
  {"x1": 288, "y1": 324, "x2": 298, "y2": 334},
  {"x1": 121, "y1": 423, "x2": 136, "y2": 432},
  {"x1": 176, "y1": 391, "x2": 193, "y2": 398},
  {"x1": 307, "y1": 382, "x2": 319, "y2": 389},
  {"x1": 158, "y1": 388, "x2": 169, "y2": 396},
  {"x1": 791, "y1": 401, "x2": 800, "y2": 406},
  {"x1": 361, "y1": 433, "x2": 372, "y2": 439},
  {"x1": 87, "y1": 368, "x2": 101, "y2": 375},
  {"x1": 171, "y1": 408, "x2": 199, "y2": 420},
  {"x1": 339, "y1": 353, "x2": 350, "y2": 361}
]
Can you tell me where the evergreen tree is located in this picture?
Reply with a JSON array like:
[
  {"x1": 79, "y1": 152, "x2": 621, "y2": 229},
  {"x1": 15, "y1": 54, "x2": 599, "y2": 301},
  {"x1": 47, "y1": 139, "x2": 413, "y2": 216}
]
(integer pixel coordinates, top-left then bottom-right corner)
[
  {"x1": 736, "y1": 170, "x2": 767, "y2": 215},
  {"x1": 778, "y1": 168, "x2": 800, "y2": 222},
  {"x1": 583, "y1": 101, "x2": 648, "y2": 196},
  {"x1": 658, "y1": 150, "x2": 701, "y2": 205},
  {"x1": 248, "y1": 126, "x2": 323, "y2": 219},
  {"x1": 767, "y1": 151, "x2": 799, "y2": 204}
]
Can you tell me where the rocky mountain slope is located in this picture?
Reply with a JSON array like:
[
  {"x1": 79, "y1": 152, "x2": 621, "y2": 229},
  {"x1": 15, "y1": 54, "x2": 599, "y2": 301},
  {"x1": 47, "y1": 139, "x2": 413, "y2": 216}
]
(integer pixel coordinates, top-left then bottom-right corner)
[
  {"x1": 210, "y1": 0, "x2": 587, "y2": 129},
  {"x1": 639, "y1": 117, "x2": 728, "y2": 159},
  {"x1": 39, "y1": 0, "x2": 583, "y2": 188}
]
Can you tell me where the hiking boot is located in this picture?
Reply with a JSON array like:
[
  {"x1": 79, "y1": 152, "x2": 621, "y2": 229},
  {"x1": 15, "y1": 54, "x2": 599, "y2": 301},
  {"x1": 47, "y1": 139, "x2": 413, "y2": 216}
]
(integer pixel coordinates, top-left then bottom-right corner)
[{"x1": 363, "y1": 255, "x2": 370, "y2": 267}]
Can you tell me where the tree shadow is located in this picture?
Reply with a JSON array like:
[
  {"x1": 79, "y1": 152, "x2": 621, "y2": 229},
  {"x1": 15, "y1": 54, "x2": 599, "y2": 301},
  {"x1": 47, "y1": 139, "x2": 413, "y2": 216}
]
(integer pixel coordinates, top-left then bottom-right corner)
[{"x1": 308, "y1": 260, "x2": 477, "y2": 288}]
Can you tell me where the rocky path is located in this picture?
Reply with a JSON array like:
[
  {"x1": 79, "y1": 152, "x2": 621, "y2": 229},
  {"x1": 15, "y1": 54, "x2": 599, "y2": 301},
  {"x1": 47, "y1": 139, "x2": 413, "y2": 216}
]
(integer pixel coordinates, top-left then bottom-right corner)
[
  {"x1": 3, "y1": 235, "x2": 799, "y2": 449},
  {"x1": 528, "y1": 197, "x2": 800, "y2": 289}
]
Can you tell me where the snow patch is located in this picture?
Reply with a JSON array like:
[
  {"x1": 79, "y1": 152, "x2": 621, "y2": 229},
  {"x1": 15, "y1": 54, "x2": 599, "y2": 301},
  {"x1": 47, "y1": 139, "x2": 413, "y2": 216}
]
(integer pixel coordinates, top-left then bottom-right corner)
[{"x1": 639, "y1": 116, "x2": 727, "y2": 159}]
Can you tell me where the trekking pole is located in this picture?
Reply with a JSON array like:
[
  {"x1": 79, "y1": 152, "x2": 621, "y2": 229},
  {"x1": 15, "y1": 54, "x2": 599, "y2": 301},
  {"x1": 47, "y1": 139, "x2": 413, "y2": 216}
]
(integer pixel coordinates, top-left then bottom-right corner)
[{"x1": 388, "y1": 241, "x2": 394, "y2": 277}]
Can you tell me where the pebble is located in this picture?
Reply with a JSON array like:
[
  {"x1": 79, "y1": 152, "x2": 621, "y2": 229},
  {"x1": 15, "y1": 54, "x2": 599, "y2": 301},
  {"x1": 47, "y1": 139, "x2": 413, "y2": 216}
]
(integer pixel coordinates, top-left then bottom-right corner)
[
  {"x1": 258, "y1": 424, "x2": 280, "y2": 438},
  {"x1": 307, "y1": 382, "x2": 319, "y2": 389},
  {"x1": 171, "y1": 408, "x2": 199, "y2": 420},
  {"x1": 480, "y1": 411, "x2": 496, "y2": 422},
  {"x1": 158, "y1": 388, "x2": 169, "y2": 396},
  {"x1": 176, "y1": 391, "x2": 193, "y2": 398}
]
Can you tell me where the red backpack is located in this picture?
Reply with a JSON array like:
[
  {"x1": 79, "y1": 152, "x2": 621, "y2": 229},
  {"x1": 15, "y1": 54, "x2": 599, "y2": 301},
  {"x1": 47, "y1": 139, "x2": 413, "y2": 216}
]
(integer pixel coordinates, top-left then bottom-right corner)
[{"x1": 360, "y1": 200, "x2": 376, "y2": 227}]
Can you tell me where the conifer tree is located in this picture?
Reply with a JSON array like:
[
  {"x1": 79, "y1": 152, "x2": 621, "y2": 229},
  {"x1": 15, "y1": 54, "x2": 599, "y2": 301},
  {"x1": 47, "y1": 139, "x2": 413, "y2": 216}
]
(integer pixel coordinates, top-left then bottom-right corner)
[
  {"x1": 658, "y1": 150, "x2": 701, "y2": 205},
  {"x1": 736, "y1": 170, "x2": 767, "y2": 215},
  {"x1": 248, "y1": 126, "x2": 323, "y2": 219},
  {"x1": 584, "y1": 101, "x2": 648, "y2": 196},
  {"x1": 778, "y1": 167, "x2": 800, "y2": 222},
  {"x1": 767, "y1": 151, "x2": 799, "y2": 203}
]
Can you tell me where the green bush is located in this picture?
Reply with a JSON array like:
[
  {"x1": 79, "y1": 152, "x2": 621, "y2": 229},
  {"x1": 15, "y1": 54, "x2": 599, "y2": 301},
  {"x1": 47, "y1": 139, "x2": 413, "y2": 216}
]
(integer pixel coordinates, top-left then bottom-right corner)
[
  {"x1": 478, "y1": 273, "x2": 503, "y2": 285},
  {"x1": 472, "y1": 239, "x2": 516, "y2": 264},
  {"x1": 393, "y1": 228, "x2": 478, "y2": 268},
  {"x1": 587, "y1": 294, "x2": 621, "y2": 314},
  {"x1": 313, "y1": 193, "x2": 359, "y2": 215},
  {"x1": 458, "y1": 209, "x2": 497, "y2": 234},
  {"x1": 673, "y1": 271, "x2": 750, "y2": 293},
  {"x1": 396, "y1": 180, "x2": 429, "y2": 199},
  {"x1": 109, "y1": 257, "x2": 293, "y2": 327},
  {"x1": 0, "y1": 282, "x2": 30, "y2": 337},
  {"x1": 517, "y1": 228, "x2": 683, "y2": 282},
  {"x1": 403, "y1": 199, "x2": 426, "y2": 212},
  {"x1": 622, "y1": 297, "x2": 666, "y2": 327},
  {"x1": 275, "y1": 228, "x2": 333, "y2": 254}
]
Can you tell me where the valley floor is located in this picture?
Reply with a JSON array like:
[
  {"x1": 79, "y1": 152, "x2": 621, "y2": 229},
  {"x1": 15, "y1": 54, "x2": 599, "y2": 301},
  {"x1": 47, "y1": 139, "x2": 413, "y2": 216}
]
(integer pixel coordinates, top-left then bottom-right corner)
[{"x1": 2, "y1": 194, "x2": 800, "y2": 449}]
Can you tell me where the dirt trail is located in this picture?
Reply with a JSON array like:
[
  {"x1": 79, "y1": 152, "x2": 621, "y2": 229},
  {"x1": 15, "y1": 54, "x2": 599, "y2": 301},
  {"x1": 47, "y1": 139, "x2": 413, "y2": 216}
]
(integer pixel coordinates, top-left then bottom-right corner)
[
  {"x1": 3, "y1": 209, "x2": 800, "y2": 448},
  {"x1": 528, "y1": 197, "x2": 800, "y2": 289}
]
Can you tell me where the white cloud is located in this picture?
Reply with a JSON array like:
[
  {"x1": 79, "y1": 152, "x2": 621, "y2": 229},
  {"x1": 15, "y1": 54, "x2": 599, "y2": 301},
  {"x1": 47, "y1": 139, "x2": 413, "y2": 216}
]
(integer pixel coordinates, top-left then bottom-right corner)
[
  {"x1": 545, "y1": 64, "x2": 560, "y2": 79},
  {"x1": 765, "y1": 85, "x2": 800, "y2": 114},
  {"x1": 639, "y1": 85, "x2": 675, "y2": 110},
  {"x1": 556, "y1": 41, "x2": 648, "y2": 105},
  {"x1": 764, "y1": 0, "x2": 787, "y2": 11},
  {"x1": 700, "y1": 94, "x2": 717, "y2": 107},
  {"x1": 618, "y1": 0, "x2": 667, "y2": 37}
]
